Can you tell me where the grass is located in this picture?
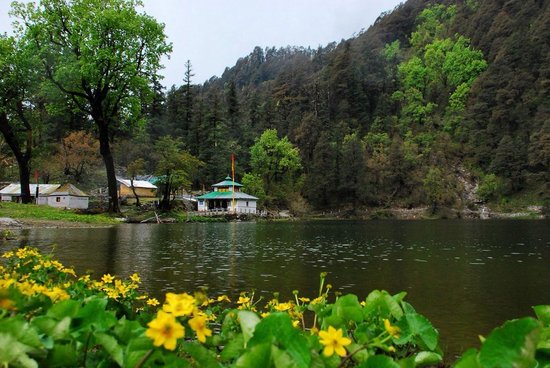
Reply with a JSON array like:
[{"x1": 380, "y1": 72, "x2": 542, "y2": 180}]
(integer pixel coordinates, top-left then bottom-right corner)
[{"x1": 0, "y1": 202, "x2": 119, "y2": 224}]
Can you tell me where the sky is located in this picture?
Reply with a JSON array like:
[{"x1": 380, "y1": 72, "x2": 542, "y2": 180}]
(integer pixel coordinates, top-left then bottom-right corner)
[{"x1": 0, "y1": 0, "x2": 403, "y2": 88}]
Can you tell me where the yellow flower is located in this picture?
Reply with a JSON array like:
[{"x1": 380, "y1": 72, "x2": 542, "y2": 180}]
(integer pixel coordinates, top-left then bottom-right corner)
[
  {"x1": 146, "y1": 311, "x2": 185, "y2": 350},
  {"x1": 130, "y1": 273, "x2": 141, "y2": 283},
  {"x1": 261, "y1": 312, "x2": 270, "y2": 318},
  {"x1": 319, "y1": 326, "x2": 351, "y2": 357},
  {"x1": 217, "y1": 295, "x2": 231, "y2": 303},
  {"x1": 384, "y1": 319, "x2": 400, "y2": 339},
  {"x1": 79, "y1": 275, "x2": 91, "y2": 283},
  {"x1": 163, "y1": 292, "x2": 195, "y2": 317},
  {"x1": 274, "y1": 302, "x2": 292, "y2": 312},
  {"x1": 292, "y1": 320, "x2": 300, "y2": 328},
  {"x1": 147, "y1": 298, "x2": 160, "y2": 306},
  {"x1": 237, "y1": 296, "x2": 250, "y2": 304},
  {"x1": 102, "y1": 274, "x2": 114, "y2": 284},
  {"x1": 62, "y1": 268, "x2": 76, "y2": 277},
  {"x1": 43, "y1": 287, "x2": 69, "y2": 302},
  {"x1": 310, "y1": 296, "x2": 324, "y2": 305},
  {"x1": 2, "y1": 251, "x2": 14, "y2": 259},
  {"x1": 188, "y1": 314, "x2": 212, "y2": 343},
  {"x1": 299, "y1": 297, "x2": 311, "y2": 303}
]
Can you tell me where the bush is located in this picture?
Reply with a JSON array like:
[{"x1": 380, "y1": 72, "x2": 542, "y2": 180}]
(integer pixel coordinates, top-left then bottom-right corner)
[{"x1": 0, "y1": 248, "x2": 442, "y2": 367}]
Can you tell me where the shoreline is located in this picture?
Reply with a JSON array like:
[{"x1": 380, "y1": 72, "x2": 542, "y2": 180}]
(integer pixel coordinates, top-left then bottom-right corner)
[
  {"x1": 1, "y1": 206, "x2": 546, "y2": 231},
  {"x1": 0, "y1": 217, "x2": 117, "y2": 230}
]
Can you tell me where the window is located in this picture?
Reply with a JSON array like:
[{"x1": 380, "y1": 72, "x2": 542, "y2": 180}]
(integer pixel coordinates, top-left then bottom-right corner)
[
  {"x1": 56, "y1": 197, "x2": 61, "y2": 202},
  {"x1": 246, "y1": 201, "x2": 249, "y2": 207}
]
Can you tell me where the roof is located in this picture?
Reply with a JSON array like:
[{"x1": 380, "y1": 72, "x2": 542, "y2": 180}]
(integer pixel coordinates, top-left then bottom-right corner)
[
  {"x1": 0, "y1": 183, "x2": 60, "y2": 196},
  {"x1": 212, "y1": 176, "x2": 243, "y2": 188},
  {"x1": 117, "y1": 178, "x2": 157, "y2": 189},
  {"x1": 50, "y1": 183, "x2": 88, "y2": 197},
  {"x1": 196, "y1": 191, "x2": 258, "y2": 200}
]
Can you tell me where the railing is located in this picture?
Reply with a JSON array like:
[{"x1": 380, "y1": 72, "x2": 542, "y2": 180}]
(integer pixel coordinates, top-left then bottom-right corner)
[{"x1": 190, "y1": 208, "x2": 267, "y2": 216}]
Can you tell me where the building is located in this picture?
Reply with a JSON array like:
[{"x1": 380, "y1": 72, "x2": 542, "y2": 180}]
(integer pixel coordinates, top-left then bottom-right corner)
[
  {"x1": 0, "y1": 183, "x2": 61, "y2": 203},
  {"x1": 196, "y1": 176, "x2": 258, "y2": 214},
  {"x1": 0, "y1": 183, "x2": 89, "y2": 209},
  {"x1": 47, "y1": 183, "x2": 89, "y2": 209},
  {"x1": 117, "y1": 178, "x2": 157, "y2": 198}
]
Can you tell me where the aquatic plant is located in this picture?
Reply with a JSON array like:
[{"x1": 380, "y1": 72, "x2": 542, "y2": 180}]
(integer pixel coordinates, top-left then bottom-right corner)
[{"x1": 0, "y1": 247, "x2": 548, "y2": 367}]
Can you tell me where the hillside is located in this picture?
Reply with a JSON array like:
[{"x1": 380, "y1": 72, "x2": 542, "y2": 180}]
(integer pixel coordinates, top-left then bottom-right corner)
[{"x1": 149, "y1": 0, "x2": 548, "y2": 212}]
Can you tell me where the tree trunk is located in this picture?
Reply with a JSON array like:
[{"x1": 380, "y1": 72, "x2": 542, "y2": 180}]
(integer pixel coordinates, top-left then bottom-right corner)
[
  {"x1": 130, "y1": 177, "x2": 141, "y2": 207},
  {"x1": 0, "y1": 112, "x2": 32, "y2": 204},
  {"x1": 97, "y1": 120, "x2": 120, "y2": 213}
]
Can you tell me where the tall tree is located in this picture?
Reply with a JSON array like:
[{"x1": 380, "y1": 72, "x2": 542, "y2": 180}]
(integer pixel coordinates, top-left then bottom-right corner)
[
  {"x1": 248, "y1": 129, "x2": 303, "y2": 207},
  {"x1": 0, "y1": 35, "x2": 41, "y2": 203},
  {"x1": 13, "y1": 0, "x2": 172, "y2": 212},
  {"x1": 154, "y1": 136, "x2": 202, "y2": 210}
]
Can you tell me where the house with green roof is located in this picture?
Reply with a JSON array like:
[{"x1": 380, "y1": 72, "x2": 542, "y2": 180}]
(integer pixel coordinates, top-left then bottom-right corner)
[{"x1": 196, "y1": 176, "x2": 258, "y2": 214}]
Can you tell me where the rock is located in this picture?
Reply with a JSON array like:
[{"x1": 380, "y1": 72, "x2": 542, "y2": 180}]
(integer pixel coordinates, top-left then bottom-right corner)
[{"x1": 0, "y1": 217, "x2": 22, "y2": 227}]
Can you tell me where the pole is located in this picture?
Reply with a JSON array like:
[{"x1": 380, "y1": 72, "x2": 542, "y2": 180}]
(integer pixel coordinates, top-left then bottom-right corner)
[
  {"x1": 34, "y1": 170, "x2": 39, "y2": 204},
  {"x1": 231, "y1": 153, "x2": 235, "y2": 213}
]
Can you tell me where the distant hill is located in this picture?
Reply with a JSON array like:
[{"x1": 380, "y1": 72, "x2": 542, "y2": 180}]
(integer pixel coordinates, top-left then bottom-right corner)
[{"x1": 152, "y1": 0, "x2": 549, "y2": 211}]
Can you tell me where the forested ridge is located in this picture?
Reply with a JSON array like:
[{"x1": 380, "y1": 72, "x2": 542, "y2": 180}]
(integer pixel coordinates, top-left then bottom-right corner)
[{"x1": 1, "y1": 0, "x2": 549, "y2": 213}]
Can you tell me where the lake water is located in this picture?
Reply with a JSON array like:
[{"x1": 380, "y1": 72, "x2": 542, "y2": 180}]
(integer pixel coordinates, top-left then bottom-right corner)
[{"x1": 4, "y1": 220, "x2": 550, "y2": 360}]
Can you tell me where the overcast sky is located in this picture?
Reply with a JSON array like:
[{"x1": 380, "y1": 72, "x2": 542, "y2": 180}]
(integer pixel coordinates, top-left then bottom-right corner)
[{"x1": 0, "y1": 0, "x2": 403, "y2": 88}]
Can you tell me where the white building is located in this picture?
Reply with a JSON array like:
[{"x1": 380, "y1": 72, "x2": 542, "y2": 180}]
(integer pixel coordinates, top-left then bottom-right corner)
[
  {"x1": 0, "y1": 183, "x2": 60, "y2": 203},
  {"x1": 196, "y1": 176, "x2": 258, "y2": 214},
  {"x1": 47, "y1": 183, "x2": 89, "y2": 209},
  {"x1": 0, "y1": 183, "x2": 89, "y2": 209}
]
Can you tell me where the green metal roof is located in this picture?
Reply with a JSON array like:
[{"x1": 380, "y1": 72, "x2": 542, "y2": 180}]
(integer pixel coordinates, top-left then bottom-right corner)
[
  {"x1": 196, "y1": 191, "x2": 258, "y2": 200},
  {"x1": 212, "y1": 176, "x2": 243, "y2": 188}
]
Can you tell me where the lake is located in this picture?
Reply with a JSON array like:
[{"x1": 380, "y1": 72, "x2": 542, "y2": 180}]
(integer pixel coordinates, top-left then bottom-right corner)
[{"x1": 4, "y1": 220, "x2": 550, "y2": 360}]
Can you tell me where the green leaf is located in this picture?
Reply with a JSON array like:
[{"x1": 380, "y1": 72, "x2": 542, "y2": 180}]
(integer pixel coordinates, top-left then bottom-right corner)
[
  {"x1": 220, "y1": 333, "x2": 245, "y2": 361},
  {"x1": 235, "y1": 342, "x2": 272, "y2": 368},
  {"x1": 454, "y1": 348, "x2": 481, "y2": 368},
  {"x1": 534, "y1": 306, "x2": 550, "y2": 326},
  {"x1": 398, "y1": 313, "x2": 439, "y2": 350},
  {"x1": 46, "y1": 299, "x2": 80, "y2": 320},
  {"x1": 113, "y1": 317, "x2": 145, "y2": 344},
  {"x1": 397, "y1": 356, "x2": 416, "y2": 368},
  {"x1": 364, "y1": 290, "x2": 403, "y2": 320},
  {"x1": 124, "y1": 336, "x2": 154, "y2": 368},
  {"x1": 52, "y1": 316, "x2": 71, "y2": 340},
  {"x1": 358, "y1": 355, "x2": 400, "y2": 368},
  {"x1": 321, "y1": 315, "x2": 345, "y2": 330},
  {"x1": 0, "y1": 316, "x2": 42, "y2": 349},
  {"x1": 479, "y1": 317, "x2": 541, "y2": 368},
  {"x1": 180, "y1": 341, "x2": 222, "y2": 368},
  {"x1": 48, "y1": 343, "x2": 78, "y2": 367},
  {"x1": 238, "y1": 310, "x2": 260, "y2": 346},
  {"x1": 272, "y1": 345, "x2": 299, "y2": 368},
  {"x1": 75, "y1": 297, "x2": 116, "y2": 332},
  {"x1": 0, "y1": 333, "x2": 37, "y2": 367},
  {"x1": 333, "y1": 294, "x2": 364, "y2": 323},
  {"x1": 414, "y1": 351, "x2": 442, "y2": 367},
  {"x1": 347, "y1": 342, "x2": 369, "y2": 363},
  {"x1": 248, "y1": 313, "x2": 310, "y2": 368},
  {"x1": 94, "y1": 332, "x2": 123, "y2": 366}
]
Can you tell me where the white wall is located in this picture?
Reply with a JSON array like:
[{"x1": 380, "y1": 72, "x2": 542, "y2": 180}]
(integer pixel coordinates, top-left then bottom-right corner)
[
  {"x1": 234, "y1": 199, "x2": 257, "y2": 214},
  {"x1": 47, "y1": 196, "x2": 88, "y2": 209}
]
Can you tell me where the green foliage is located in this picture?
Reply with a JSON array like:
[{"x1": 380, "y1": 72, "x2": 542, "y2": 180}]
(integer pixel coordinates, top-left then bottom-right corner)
[
  {"x1": 476, "y1": 174, "x2": 503, "y2": 202},
  {"x1": 241, "y1": 172, "x2": 266, "y2": 206},
  {"x1": 0, "y1": 248, "x2": 446, "y2": 367},
  {"x1": 248, "y1": 129, "x2": 303, "y2": 208},
  {"x1": 422, "y1": 167, "x2": 457, "y2": 212},
  {"x1": 455, "y1": 312, "x2": 550, "y2": 368},
  {"x1": 154, "y1": 136, "x2": 203, "y2": 209}
]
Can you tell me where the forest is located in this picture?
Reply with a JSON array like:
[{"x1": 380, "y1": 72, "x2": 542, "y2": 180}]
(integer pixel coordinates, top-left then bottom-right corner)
[{"x1": 1, "y1": 0, "x2": 549, "y2": 214}]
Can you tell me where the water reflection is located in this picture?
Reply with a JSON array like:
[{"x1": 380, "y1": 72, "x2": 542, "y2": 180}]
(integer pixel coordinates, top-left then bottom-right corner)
[{"x1": 5, "y1": 220, "x2": 550, "y2": 358}]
